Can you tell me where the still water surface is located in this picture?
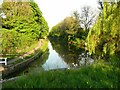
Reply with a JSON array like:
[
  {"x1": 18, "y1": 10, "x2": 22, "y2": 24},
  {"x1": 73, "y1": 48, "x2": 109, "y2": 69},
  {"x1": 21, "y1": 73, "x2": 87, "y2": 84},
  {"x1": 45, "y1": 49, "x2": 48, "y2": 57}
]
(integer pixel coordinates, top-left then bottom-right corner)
[
  {"x1": 42, "y1": 41, "x2": 69, "y2": 70},
  {"x1": 21, "y1": 40, "x2": 94, "y2": 75}
]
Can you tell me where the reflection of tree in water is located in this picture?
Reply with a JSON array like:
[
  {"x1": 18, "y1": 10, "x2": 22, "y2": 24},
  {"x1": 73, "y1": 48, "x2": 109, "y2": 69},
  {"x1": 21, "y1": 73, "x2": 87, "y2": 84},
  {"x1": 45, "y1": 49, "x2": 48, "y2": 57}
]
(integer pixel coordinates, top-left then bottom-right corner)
[
  {"x1": 78, "y1": 53, "x2": 94, "y2": 66},
  {"x1": 49, "y1": 38, "x2": 94, "y2": 68},
  {"x1": 49, "y1": 39, "x2": 84, "y2": 67},
  {"x1": 28, "y1": 48, "x2": 49, "y2": 70}
]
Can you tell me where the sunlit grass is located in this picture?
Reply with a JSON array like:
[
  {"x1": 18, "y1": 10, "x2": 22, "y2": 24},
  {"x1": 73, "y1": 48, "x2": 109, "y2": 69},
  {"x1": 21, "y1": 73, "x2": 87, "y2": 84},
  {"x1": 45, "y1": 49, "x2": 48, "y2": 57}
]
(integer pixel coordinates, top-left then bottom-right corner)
[
  {"x1": 8, "y1": 39, "x2": 48, "y2": 65},
  {"x1": 3, "y1": 61, "x2": 119, "y2": 88}
]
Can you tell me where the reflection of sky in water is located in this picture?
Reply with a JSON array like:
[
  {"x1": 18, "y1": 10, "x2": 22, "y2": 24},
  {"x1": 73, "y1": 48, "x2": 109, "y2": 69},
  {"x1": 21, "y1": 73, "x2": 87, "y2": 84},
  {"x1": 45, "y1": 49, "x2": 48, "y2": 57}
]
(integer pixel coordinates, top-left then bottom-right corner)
[{"x1": 42, "y1": 42, "x2": 69, "y2": 70}]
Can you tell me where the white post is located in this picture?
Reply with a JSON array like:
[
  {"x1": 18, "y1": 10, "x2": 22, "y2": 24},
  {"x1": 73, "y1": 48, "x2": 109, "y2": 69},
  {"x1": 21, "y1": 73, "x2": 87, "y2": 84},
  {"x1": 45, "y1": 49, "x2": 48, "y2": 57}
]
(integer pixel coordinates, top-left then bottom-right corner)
[
  {"x1": 5, "y1": 58, "x2": 7, "y2": 65},
  {"x1": 0, "y1": 58, "x2": 7, "y2": 65}
]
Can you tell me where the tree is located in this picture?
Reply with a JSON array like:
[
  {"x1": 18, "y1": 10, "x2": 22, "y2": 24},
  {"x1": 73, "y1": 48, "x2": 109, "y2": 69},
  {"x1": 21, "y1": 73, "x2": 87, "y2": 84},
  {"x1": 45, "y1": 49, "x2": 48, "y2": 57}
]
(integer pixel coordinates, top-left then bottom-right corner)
[
  {"x1": 87, "y1": 2, "x2": 120, "y2": 58},
  {"x1": 2, "y1": 0, "x2": 49, "y2": 39},
  {"x1": 1, "y1": 0, "x2": 49, "y2": 55},
  {"x1": 97, "y1": 0, "x2": 103, "y2": 10},
  {"x1": 72, "y1": 11, "x2": 81, "y2": 33},
  {"x1": 80, "y1": 6, "x2": 96, "y2": 33}
]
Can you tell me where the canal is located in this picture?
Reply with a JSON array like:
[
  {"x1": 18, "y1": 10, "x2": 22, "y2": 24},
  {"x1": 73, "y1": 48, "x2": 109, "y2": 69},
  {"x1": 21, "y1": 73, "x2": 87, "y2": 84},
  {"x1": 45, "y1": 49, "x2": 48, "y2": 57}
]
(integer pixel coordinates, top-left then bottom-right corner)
[
  {"x1": 5, "y1": 39, "x2": 94, "y2": 78},
  {"x1": 19, "y1": 39, "x2": 94, "y2": 76}
]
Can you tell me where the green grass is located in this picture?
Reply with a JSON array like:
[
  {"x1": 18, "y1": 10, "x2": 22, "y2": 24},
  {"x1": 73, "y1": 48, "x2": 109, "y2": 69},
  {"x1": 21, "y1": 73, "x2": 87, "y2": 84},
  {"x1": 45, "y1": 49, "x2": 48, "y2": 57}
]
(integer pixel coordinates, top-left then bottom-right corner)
[
  {"x1": 3, "y1": 62, "x2": 120, "y2": 88},
  {"x1": 19, "y1": 39, "x2": 48, "y2": 57},
  {"x1": 17, "y1": 39, "x2": 41, "y2": 55},
  {"x1": 1, "y1": 29, "x2": 47, "y2": 59},
  {"x1": 23, "y1": 39, "x2": 48, "y2": 59},
  {"x1": 9, "y1": 39, "x2": 48, "y2": 65}
]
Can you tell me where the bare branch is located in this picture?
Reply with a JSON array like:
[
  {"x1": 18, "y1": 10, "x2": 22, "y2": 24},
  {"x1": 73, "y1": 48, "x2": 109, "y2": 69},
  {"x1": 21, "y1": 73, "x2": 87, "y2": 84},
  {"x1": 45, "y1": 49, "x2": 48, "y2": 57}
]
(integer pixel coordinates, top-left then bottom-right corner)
[{"x1": 80, "y1": 6, "x2": 96, "y2": 31}]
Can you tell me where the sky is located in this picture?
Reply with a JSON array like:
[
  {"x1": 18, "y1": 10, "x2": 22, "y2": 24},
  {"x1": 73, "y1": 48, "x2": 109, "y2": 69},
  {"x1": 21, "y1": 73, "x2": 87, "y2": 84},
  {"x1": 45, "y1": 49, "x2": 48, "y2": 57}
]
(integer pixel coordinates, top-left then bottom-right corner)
[
  {"x1": 34, "y1": 0, "x2": 99, "y2": 29},
  {"x1": 0, "y1": 0, "x2": 100, "y2": 29},
  {"x1": 0, "y1": 0, "x2": 3, "y2": 4}
]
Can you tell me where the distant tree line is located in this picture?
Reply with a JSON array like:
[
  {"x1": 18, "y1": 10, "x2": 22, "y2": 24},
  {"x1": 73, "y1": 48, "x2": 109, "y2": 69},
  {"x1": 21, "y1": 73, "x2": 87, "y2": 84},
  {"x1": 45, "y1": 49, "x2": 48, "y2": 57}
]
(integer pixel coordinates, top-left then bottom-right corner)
[{"x1": 49, "y1": 1, "x2": 120, "y2": 59}]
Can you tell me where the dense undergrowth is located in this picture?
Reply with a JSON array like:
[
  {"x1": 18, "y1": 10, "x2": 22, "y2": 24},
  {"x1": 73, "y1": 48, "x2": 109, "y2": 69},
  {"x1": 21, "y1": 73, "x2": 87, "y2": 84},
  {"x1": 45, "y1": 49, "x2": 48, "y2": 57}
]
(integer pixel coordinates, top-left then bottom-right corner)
[{"x1": 1, "y1": 0, "x2": 49, "y2": 56}]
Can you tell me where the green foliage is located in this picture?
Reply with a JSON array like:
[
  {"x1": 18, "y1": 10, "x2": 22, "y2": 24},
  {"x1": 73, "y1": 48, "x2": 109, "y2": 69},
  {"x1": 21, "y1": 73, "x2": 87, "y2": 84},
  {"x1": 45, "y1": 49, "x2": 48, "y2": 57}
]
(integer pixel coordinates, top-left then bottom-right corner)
[
  {"x1": 2, "y1": 1, "x2": 49, "y2": 39},
  {"x1": 49, "y1": 10, "x2": 90, "y2": 49},
  {"x1": 49, "y1": 16, "x2": 86, "y2": 45},
  {"x1": 29, "y1": 1, "x2": 49, "y2": 39},
  {"x1": 50, "y1": 17, "x2": 79, "y2": 39},
  {"x1": 3, "y1": 61, "x2": 119, "y2": 88},
  {"x1": 1, "y1": 0, "x2": 49, "y2": 55},
  {"x1": 87, "y1": 2, "x2": 120, "y2": 57},
  {"x1": 2, "y1": 30, "x2": 35, "y2": 54}
]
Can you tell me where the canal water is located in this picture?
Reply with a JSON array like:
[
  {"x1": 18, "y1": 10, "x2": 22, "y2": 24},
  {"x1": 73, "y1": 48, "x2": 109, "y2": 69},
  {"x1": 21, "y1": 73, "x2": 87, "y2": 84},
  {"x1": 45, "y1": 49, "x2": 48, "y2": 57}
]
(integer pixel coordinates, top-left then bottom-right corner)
[
  {"x1": 20, "y1": 39, "x2": 94, "y2": 76},
  {"x1": 42, "y1": 41, "x2": 69, "y2": 70}
]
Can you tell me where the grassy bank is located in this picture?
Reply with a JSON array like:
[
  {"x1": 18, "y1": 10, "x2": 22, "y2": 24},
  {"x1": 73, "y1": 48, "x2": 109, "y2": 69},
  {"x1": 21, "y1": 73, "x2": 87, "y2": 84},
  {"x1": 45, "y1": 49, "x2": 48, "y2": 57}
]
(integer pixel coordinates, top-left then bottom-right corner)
[
  {"x1": 5, "y1": 39, "x2": 44, "y2": 59},
  {"x1": 6, "y1": 39, "x2": 48, "y2": 65},
  {"x1": 3, "y1": 61, "x2": 119, "y2": 88},
  {"x1": 22, "y1": 39, "x2": 48, "y2": 59},
  {"x1": 2, "y1": 39, "x2": 48, "y2": 79}
]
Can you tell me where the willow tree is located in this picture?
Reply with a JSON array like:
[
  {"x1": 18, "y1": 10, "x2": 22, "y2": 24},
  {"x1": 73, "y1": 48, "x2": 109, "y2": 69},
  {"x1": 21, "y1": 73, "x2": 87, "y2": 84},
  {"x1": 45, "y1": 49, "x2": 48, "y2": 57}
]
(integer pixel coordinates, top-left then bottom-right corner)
[{"x1": 87, "y1": 2, "x2": 120, "y2": 58}]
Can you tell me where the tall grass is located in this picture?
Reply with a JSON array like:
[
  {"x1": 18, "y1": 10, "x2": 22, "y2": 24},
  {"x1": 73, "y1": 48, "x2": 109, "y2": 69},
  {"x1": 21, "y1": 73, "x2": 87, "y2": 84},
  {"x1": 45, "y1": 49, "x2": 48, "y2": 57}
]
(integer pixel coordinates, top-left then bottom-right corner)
[{"x1": 3, "y1": 61, "x2": 119, "y2": 88}]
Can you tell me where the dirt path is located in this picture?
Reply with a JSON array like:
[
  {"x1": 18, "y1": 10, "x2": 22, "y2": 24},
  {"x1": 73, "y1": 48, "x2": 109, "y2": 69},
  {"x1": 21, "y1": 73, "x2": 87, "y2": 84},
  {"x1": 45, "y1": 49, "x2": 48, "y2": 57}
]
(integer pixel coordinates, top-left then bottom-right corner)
[
  {"x1": 0, "y1": 66, "x2": 4, "y2": 71},
  {"x1": 8, "y1": 40, "x2": 42, "y2": 64}
]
